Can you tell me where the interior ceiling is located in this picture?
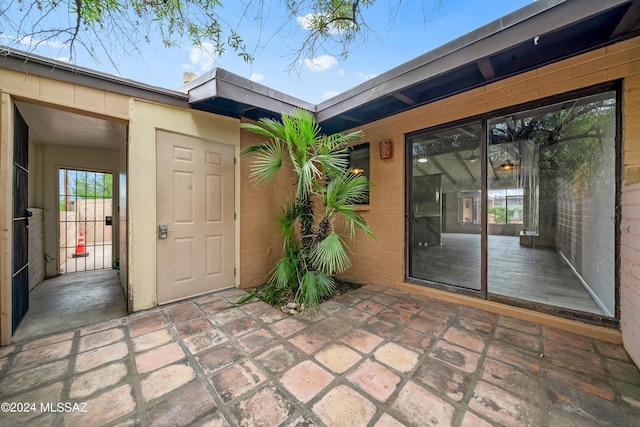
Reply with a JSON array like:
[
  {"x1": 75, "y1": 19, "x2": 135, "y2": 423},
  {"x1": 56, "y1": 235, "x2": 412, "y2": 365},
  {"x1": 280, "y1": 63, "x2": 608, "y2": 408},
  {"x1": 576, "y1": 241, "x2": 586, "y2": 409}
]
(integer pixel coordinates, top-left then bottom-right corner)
[{"x1": 15, "y1": 101, "x2": 124, "y2": 150}]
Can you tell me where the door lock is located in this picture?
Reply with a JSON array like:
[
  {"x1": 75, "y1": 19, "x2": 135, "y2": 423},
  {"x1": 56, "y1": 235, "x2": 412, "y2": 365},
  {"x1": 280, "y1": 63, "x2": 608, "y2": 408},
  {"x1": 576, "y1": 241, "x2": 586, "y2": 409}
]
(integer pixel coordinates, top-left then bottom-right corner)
[{"x1": 159, "y1": 223, "x2": 168, "y2": 239}]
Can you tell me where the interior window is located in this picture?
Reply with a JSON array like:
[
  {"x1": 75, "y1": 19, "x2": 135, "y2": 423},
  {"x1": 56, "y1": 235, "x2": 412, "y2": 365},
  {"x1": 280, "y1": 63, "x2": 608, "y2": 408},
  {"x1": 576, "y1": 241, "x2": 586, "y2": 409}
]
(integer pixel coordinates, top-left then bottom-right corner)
[{"x1": 348, "y1": 143, "x2": 370, "y2": 204}]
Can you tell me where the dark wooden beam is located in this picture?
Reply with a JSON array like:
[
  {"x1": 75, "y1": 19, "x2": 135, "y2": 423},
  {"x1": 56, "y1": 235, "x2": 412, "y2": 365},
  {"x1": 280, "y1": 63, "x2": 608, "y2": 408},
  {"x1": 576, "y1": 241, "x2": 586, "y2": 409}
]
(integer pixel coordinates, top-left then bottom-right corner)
[
  {"x1": 429, "y1": 157, "x2": 457, "y2": 184},
  {"x1": 453, "y1": 152, "x2": 477, "y2": 183},
  {"x1": 340, "y1": 114, "x2": 362, "y2": 123},
  {"x1": 476, "y1": 57, "x2": 496, "y2": 80},
  {"x1": 392, "y1": 92, "x2": 417, "y2": 106},
  {"x1": 239, "y1": 105, "x2": 257, "y2": 113},
  {"x1": 610, "y1": 0, "x2": 640, "y2": 38}
]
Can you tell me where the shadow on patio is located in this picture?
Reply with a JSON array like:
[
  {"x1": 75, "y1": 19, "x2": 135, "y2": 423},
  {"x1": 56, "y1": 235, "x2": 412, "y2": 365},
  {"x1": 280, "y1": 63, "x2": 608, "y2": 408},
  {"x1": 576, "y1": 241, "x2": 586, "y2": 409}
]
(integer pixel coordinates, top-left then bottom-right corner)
[{"x1": 1, "y1": 284, "x2": 639, "y2": 426}]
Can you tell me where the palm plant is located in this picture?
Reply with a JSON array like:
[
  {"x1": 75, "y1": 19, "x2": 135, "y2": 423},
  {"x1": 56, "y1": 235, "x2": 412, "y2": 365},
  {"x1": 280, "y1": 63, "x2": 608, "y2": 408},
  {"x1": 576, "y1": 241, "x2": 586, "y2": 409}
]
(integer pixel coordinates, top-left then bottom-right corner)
[{"x1": 236, "y1": 109, "x2": 375, "y2": 314}]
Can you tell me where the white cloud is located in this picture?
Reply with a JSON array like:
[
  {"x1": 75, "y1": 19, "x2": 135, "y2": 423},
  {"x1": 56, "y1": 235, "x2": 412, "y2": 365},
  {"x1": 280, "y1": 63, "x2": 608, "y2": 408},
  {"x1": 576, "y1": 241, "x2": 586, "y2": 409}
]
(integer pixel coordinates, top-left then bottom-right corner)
[
  {"x1": 297, "y1": 13, "x2": 341, "y2": 35},
  {"x1": 357, "y1": 72, "x2": 377, "y2": 81},
  {"x1": 338, "y1": 69, "x2": 345, "y2": 77},
  {"x1": 250, "y1": 73, "x2": 265, "y2": 82},
  {"x1": 47, "y1": 39, "x2": 65, "y2": 49},
  {"x1": 296, "y1": 13, "x2": 315, "y2": 30},
  {"x1": 1, "y1": 34, "x2": 66, "y2": 49},
  {"x1": 302, "y1": 54, "x2": 338, "y2": 72},
  {"x1": 56, "y1": 57, "x2": 70, "y2": 63},
  {"x1": 322, "y1": 90, "x2": 341, "y2": 100},
  {"x1": 189, "y1": 43, "x2": 216, "y2": 71}
]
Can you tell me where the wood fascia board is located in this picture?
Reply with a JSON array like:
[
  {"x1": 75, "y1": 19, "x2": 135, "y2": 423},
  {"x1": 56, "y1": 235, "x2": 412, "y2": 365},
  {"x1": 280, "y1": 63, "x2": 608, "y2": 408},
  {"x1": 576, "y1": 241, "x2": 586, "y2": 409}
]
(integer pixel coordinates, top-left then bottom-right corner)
[
  {"x1": 188, "y1": 68, "x2": 314, "y2": 116},
  {"x1": 316, "y1": 0, "x2": 631, "y2": 122},
  {"x1": 0, "y1": 50, "x2": 189, "y2": 108}
]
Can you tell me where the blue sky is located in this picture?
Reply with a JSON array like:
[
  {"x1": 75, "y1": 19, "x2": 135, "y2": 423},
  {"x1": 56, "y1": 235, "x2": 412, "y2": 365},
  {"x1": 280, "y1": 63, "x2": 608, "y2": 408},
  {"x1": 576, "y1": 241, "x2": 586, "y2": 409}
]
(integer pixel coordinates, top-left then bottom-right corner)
[{"x1": 3, "y1": 0, "x2": 534, "y2": 103}]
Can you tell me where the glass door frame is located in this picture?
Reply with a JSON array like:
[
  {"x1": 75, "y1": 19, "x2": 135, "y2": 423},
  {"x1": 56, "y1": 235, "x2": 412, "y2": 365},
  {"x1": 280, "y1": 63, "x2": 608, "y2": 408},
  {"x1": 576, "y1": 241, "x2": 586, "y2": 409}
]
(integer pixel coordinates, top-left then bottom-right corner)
[
  {"x1": 404, "y1": 81, "x2": 621, "y2": 327},
  {"x1": 404, "y1": 118, "x2": 488, "y2": 298}
]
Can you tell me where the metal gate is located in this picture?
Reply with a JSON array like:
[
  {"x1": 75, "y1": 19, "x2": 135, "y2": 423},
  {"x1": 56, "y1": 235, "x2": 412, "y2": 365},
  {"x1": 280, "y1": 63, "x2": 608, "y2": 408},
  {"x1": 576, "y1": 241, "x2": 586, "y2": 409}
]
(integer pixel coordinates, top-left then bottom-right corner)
[{"x1": 59, "y1": 169, "x2": 114, "y2": 273}]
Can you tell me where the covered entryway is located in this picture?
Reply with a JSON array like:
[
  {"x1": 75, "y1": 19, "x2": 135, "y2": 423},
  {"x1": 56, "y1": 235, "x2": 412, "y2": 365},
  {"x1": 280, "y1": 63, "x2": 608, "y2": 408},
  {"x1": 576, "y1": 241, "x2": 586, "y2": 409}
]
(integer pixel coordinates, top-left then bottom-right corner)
[
  {"x1": 4, "y1": 100, "x2": 128, "y2": 342},
  {"x1": 156, "y1": 130, "x2": 235, "y2": 304}
]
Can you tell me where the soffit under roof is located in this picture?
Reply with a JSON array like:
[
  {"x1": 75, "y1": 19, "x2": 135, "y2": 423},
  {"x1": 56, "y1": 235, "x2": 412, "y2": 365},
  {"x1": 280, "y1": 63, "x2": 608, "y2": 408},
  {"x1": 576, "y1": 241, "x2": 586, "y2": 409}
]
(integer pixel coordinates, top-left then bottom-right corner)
[
  {"x1": 188, "y1": 0, "x2": 640, "y2": 134},
  {"x1": 1, "y1": 0, "x2": 638, "y2": 135}
]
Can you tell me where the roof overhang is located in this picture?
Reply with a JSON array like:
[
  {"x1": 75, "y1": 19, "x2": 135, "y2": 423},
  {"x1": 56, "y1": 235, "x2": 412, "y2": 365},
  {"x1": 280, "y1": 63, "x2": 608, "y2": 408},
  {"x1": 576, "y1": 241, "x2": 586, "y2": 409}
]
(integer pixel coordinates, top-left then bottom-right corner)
[
  {"x1": 188, "y1": 0, "x2": 640, "y2": 133},
  {"x1": 186, "y1": 68, "x2": 314, "y2": 123},
  {"x1": 316, "y1": 0, "x2": 640, "y2": 133},
  {"x1": 1, "y1": 0, "x2": 638, "y2": 133},
  {"x1": 0, "y1": 48, "x2": 189, "y2": 108}
]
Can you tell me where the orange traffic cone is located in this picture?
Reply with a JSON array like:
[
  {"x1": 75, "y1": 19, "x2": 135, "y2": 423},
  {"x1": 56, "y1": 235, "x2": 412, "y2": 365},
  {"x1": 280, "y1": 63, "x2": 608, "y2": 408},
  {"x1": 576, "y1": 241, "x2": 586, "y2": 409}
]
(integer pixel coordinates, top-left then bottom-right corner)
[{"x1": 72, "y1": 231, "x2": 90, "y2": 258}]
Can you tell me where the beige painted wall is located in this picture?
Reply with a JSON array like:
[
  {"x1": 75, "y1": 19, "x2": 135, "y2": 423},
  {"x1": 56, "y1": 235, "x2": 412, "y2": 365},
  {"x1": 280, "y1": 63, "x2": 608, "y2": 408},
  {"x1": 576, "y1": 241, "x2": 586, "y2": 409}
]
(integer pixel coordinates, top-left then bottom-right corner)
[
  {"x1": 119, "y1": 125, "x2": 129, "y2": 305},
  {"x1": 128, "y1": 99, "x2": 240, "y2": 312},
  {"x1": 335, "y1": 36, "x2": 640, "y2": 356},
  {"x1": 0, "y1": 92, "x2": 15, "y2": 345},
  {"x1": 0, "y1": 71, "x2": 130, "y2": 344},
  {"x1": 0, "y1": 69, "x2": 130, "y2": 121}
]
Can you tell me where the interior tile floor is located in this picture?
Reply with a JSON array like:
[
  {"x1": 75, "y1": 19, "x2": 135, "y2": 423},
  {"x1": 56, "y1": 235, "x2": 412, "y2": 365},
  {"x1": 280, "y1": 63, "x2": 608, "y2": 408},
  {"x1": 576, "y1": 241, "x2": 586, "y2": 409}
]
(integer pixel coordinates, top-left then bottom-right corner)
[
  {"x1": 411, "y1": 233, "x2": 606, "y2": 315},
  {"x1": 1, "y1": 285, "x2": 639, "y2": 426}
]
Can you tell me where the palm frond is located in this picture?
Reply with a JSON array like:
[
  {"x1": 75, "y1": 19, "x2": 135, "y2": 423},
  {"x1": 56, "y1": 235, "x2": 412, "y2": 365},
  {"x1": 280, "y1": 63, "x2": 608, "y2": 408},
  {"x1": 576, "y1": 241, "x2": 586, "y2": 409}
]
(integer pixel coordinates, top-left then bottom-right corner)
[
  {"x1": 226, "y1": 287, "x2": 261, "y2": 307},
  {"x1": 240, "y1": 122, "x2": 277, "y2": 141},
  {"x1": 297, "y1": 158, "x2": 323, "y2": 198},
  {"x1": 337, "y1": 209, "x2": 376, "y2": 240},
  {"x1": 245, "y1": 142, "x2": 284, "y2": 189},
  {"x1": 268, "y1": 249, "x2": 300, "y2": 289},
  {"x1": 277, "y1": 201, "x2": 302, "y2": 246},
  {"x1": 310, "y1": 232, "x2": 351, "y2": 274},
  {"x1": 296, "y1": 271, "x2": 336, "y2": 314},
  {"x1": 326, "y1": 172, "x2": 370, "y2": 209},
  {"x1": 324, "y1": 130, "x2": 364, "y2": 151}
]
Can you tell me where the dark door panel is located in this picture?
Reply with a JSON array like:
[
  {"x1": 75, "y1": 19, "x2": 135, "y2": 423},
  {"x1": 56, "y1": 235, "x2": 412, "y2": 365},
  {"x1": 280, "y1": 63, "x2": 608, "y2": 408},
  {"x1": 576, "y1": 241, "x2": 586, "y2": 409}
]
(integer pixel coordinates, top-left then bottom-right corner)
[{"x1": 12, "y1": 106, "x2": 29, "y2": 333}]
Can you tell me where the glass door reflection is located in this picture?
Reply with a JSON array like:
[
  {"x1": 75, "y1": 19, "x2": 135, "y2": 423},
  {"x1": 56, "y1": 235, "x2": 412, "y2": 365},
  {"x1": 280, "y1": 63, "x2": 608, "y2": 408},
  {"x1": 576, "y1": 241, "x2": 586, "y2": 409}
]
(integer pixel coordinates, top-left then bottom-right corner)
[
  {"x1": 486, "y1": 91, "x2": 616, "y2": 316},
  {"x1": 408, "y1": 123, "x2": 482, "y2": 291}
]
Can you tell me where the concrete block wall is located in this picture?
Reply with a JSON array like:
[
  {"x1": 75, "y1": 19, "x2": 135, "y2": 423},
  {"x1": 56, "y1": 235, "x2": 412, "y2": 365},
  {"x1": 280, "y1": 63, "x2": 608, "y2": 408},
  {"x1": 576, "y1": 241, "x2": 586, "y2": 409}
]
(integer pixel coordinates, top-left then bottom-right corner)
[
  {"x1": 239, "y1": 125, "x2": 296, "y2": 288},
  {"x1": 621, "y1": 65, "x2": 640, "y2": 367},
  {"x1": 621, "y1": 183, "x2": 640, "y2": 367},
  {"x1": 336, "y1": 37, "x2": 640, "y2": 349}
]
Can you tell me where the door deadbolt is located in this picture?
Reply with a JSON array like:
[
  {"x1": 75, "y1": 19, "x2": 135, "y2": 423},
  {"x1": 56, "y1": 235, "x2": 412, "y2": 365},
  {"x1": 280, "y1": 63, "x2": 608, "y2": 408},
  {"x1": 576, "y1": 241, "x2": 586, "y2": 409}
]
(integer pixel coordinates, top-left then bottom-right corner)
[{"x1": 159, "y1": 223, "x2": 168, "y2": 239}]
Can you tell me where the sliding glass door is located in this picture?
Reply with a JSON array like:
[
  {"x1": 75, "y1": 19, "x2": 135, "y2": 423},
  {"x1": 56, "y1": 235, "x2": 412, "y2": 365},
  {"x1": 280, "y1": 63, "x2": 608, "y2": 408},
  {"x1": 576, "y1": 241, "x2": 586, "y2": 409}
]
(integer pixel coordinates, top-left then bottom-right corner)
[
  {"x1": 407, "y1": 123, "x2": 482, "y2": 291},
  {"x1": 487, "y1": 91, "x2": 617, "y2": 316},
  {"x1": 407, "y1": 88, "x2": 618, "y2": 319}
]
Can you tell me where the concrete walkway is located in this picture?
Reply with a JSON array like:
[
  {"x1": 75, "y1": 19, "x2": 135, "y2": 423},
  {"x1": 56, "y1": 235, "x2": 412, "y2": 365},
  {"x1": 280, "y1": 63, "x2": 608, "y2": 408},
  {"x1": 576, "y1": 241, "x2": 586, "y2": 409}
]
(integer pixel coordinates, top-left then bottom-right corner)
[
  {"x1": 12, "y1": 270, "x2": 127, "y2": 343},
  {"x1": 1, "y1": 284, "x2": 640, "y2": 426}
]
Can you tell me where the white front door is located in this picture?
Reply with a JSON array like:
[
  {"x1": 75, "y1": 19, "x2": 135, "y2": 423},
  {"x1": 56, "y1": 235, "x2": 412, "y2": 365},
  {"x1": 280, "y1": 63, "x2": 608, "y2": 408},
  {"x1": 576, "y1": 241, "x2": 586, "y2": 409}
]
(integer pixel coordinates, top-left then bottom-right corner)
[{"x1": 156, "y1": 130, "x2": 235, "y2": 304}]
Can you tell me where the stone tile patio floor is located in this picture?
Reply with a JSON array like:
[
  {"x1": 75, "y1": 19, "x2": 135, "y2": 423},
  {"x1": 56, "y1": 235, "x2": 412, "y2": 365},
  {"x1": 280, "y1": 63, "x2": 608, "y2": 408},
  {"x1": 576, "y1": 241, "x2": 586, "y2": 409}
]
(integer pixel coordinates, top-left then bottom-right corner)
[{"x1": 2, "y1": 284, "x2": 640, "y2": 426}]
